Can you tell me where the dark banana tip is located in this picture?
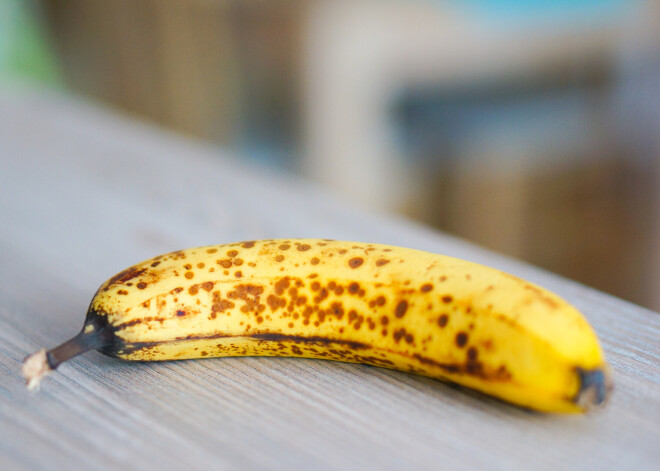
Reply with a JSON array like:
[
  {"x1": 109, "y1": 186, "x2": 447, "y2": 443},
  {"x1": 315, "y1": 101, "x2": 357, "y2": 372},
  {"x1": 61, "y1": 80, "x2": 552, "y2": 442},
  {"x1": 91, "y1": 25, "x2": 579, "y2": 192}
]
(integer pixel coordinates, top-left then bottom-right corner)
[{"x1": 575, "y1": 366, "x2": 613, "y2": 411}]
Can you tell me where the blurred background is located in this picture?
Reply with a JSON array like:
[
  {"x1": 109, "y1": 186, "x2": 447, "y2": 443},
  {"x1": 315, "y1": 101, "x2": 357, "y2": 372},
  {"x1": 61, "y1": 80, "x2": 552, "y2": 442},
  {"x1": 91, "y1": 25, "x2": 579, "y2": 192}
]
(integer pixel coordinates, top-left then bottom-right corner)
[{"x1": 2, "y1": 0, "x2": 659, "y2": 311}]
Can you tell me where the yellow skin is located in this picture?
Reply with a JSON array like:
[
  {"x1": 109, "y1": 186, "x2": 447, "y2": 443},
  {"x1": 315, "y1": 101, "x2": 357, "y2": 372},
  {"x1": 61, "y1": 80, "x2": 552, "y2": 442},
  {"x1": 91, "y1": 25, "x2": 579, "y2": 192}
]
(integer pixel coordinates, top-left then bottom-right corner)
[{"x1": 74, "y1": 239, "x2": 609, "y2": 413}]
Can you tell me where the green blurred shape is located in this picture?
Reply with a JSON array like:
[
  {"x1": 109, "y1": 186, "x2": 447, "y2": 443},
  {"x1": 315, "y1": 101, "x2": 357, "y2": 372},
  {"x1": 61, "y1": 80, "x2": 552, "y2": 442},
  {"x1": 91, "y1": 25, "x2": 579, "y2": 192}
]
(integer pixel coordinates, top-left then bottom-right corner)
[{"x1": 0, "y1": 0, "x2": 61, "y2": 85}]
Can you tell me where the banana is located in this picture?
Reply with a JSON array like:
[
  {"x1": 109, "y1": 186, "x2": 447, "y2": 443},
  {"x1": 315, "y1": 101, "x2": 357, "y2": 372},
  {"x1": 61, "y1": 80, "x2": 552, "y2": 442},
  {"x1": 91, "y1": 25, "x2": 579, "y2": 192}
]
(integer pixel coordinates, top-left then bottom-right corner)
[{"x1": 22, "y1": 239, "x2": 611, "y2": 413}]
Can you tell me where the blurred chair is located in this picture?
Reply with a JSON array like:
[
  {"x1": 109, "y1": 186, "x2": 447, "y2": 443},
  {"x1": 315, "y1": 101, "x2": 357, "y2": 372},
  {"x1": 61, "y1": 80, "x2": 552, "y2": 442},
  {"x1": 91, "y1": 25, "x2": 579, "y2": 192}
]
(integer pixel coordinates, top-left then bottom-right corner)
[{"x1": 301, "y1": 0, "x2": 620, "y2": 210}]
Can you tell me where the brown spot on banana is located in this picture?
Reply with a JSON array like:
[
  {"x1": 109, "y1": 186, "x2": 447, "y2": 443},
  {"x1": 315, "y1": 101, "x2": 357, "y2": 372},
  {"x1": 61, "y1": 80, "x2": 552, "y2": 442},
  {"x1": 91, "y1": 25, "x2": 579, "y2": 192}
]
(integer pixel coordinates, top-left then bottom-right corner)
[
  {"x1": 348, "y1": 257, "x2": 364, "y2": 268},
  {"x1": 100, "y1": 266, "x2": 147, "y2": 292},
  {"x1": 395, "y1": 301, "x2": 408, "y2": 318}
]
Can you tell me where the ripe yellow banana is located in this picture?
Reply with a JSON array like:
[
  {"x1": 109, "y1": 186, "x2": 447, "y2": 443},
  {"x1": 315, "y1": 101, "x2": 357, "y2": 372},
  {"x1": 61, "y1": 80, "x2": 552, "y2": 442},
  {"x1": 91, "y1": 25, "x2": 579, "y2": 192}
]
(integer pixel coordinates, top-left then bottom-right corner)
[{"x1": 22, "y1": 239, "x2": 611, "y2": 413}]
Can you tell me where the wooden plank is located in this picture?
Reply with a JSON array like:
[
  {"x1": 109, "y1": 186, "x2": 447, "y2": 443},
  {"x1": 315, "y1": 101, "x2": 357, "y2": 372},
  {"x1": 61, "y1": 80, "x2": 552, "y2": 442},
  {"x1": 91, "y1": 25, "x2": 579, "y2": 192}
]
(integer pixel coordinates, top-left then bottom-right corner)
[{"x1": 0, "y1": 88, "x2": 659, "y2": 470}]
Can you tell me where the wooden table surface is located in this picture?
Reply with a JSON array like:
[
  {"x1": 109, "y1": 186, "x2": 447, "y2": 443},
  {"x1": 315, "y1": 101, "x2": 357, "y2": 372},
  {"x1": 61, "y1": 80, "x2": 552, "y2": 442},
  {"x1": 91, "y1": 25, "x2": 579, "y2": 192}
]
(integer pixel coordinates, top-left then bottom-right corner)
[{"x1": 1, "y1": 88, "x2": 659, "y2": 471}]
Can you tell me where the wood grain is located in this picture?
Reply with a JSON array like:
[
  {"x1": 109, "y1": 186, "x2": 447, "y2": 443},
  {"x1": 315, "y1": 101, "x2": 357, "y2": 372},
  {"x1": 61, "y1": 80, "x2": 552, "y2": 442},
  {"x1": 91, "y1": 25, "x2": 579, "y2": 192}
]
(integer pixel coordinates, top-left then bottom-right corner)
[{"x1": 0, "y1": 87, "x2": 659, "y2": 470}]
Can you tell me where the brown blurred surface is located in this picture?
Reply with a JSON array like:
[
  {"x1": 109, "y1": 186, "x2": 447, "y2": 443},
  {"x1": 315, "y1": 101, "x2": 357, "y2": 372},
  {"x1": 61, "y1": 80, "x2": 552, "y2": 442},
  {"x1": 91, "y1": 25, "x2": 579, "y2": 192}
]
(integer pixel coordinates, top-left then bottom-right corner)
[
  {"x1": 416, "y1": 155, "x2": 654, "y2": 306},
  {"x1": 41, "y1": 0, "x2": 302, "y2": 145}
]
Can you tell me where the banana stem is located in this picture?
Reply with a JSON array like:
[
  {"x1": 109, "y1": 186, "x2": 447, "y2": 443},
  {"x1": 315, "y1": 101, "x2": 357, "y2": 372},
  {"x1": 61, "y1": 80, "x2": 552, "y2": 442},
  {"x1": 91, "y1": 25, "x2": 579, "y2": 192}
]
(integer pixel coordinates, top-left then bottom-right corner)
[
  {"x1": 22, "y1": 330, "x2": 96, "y2": 391},
  {"x1": 47, "y1": 332, "x2": 93, "y2": 369}
]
